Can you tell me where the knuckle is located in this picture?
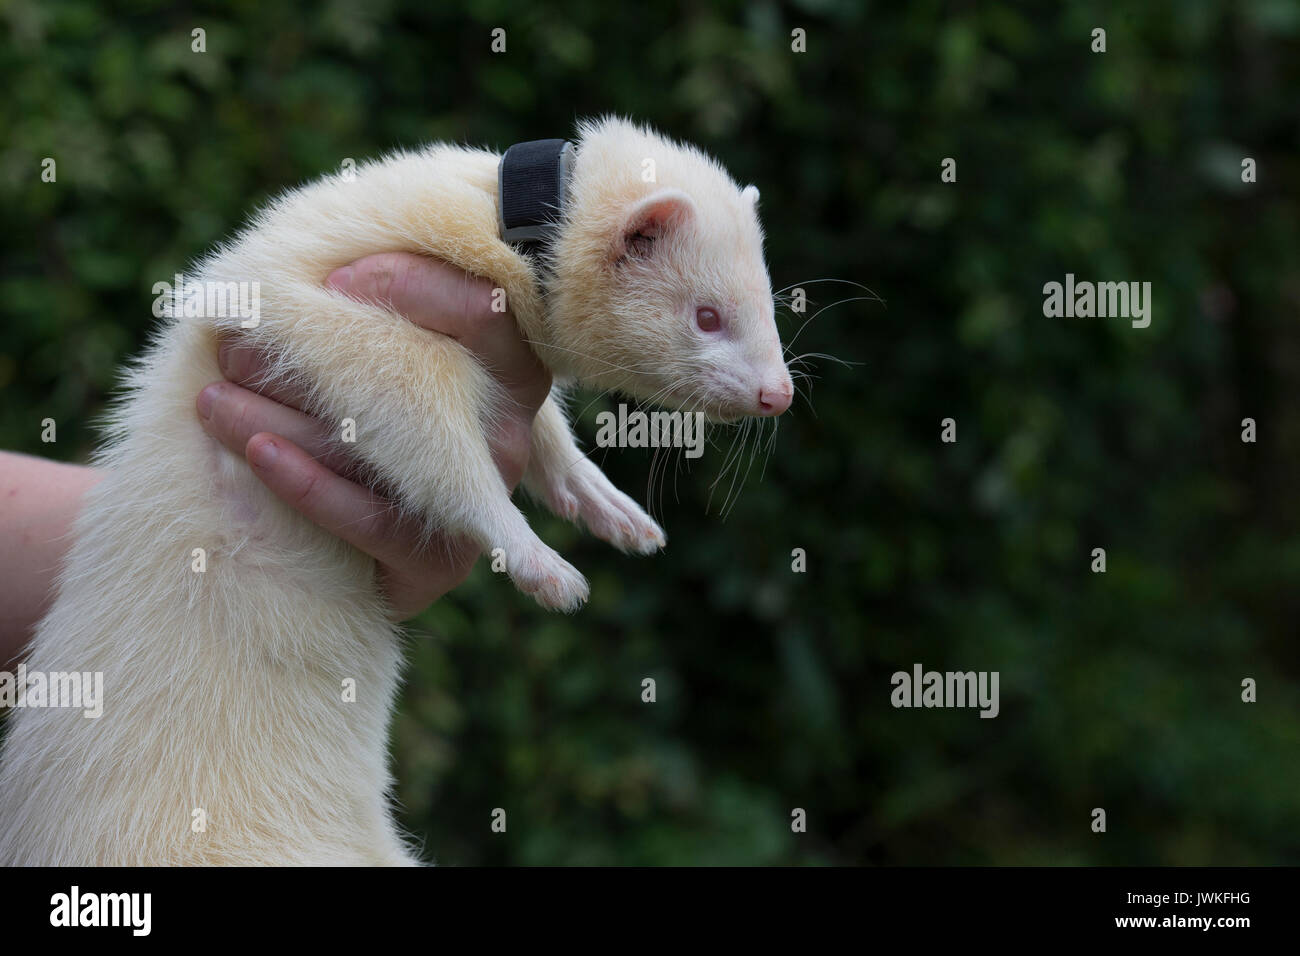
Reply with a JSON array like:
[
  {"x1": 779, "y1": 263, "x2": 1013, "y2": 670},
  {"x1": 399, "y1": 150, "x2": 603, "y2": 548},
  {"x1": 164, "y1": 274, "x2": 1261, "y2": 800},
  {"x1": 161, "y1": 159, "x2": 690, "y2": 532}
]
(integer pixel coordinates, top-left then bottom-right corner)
[
  {"x1": 353, "y1": 497, "x2": 393, "y2": 541},
  {"x1": 287, "y1": 468, "x2": 320, "y2": 511},
  {"x1": 227, "y1": 391, "x2": 261, "y2": 440},
  {"x1": 206, "y1": 382, "x2": 243, "y2": 433},
  {"x1": 362, "y1": 252, "x2": 408, "y2": 305},
  {"x1": 517, "y1": 370, "x2": 553, "y2": 413},
  {"x1": 461, "y1": 273, "x2": 500, "y2": 324}
]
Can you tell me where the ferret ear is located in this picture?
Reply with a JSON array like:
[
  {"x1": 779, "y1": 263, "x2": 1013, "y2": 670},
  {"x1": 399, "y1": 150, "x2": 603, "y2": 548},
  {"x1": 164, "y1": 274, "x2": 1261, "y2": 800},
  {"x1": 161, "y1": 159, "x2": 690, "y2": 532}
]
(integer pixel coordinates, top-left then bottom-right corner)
[
  {"x1": 742, "y1": 184, "x2": 760, "y2": 204},
  {"x1": 616, "y1": 188, "x2": 695, "y2": 262}
]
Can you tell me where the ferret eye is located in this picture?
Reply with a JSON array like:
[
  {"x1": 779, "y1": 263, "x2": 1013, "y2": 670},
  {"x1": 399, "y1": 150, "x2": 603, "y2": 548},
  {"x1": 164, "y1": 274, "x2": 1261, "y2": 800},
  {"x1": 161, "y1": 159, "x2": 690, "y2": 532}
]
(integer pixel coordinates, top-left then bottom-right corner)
[{"x1": 695, "y1": 307, "x2": 721, "y2": 332}]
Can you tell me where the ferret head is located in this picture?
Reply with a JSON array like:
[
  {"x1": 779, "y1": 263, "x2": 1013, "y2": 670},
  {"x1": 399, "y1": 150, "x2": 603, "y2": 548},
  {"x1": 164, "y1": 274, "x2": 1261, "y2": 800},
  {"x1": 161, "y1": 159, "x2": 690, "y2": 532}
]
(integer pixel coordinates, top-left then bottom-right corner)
[{"x1": 545, "y1": 117, "x2": 793, "y2": 422}]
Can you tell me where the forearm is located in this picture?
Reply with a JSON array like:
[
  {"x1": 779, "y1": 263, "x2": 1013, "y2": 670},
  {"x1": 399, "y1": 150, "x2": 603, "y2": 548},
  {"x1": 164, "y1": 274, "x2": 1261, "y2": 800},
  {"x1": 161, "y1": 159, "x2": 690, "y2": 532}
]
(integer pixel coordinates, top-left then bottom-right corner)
[{"x1": 0, "y1": 452, "x2": 101, "y2": 665}]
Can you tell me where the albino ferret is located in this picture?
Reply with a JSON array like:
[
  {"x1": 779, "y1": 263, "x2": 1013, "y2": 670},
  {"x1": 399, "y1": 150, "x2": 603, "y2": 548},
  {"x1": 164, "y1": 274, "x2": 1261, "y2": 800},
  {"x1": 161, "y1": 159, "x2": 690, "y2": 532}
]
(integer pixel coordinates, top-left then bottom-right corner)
[{"x1": 0, "y1": 117, "x2": 792, "y2": 865}]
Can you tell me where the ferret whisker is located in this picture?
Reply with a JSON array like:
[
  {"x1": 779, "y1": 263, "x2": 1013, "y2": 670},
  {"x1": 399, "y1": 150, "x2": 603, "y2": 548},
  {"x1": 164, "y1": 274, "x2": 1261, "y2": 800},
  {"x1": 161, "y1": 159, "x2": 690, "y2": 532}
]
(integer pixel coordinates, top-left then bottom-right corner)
[
  {"x1": 638, "y1": 379, "x2": 691, "y2": 519},
  {"x1": 772, "y1": 277, "x2": 886, "y2": 305},
  {"x1": 785, "y1": 295, "x2": 879, "y2": 351},
  {"x1": 664, "y1": 441, "x2": 684, "y2": 517},
  {"x1": 790, "y1": 378, "x2": 816, "y2": 412},
  {"x1": 570, "y1": 377, "x2": 631, "y2": 427},
  {"x1": 730, "y1": 419, "x2": 762, "y2": 518},
  {"x1": 784, "y1": 349, "x2": 858, "y2": 368},
  {"x1": 652, "y1": 446, "x2": 666, "y2": 520},
  {"x1": 645, "y1": 445, "x2": 662, "y2": 519},
  {"x1": 759, "y1": 416, "x2": 780, "y2": 483},
  {"x1": 729, "y1": 417, "x2": 760, "y2": 517},
  {"x1": 634, "y1": 378, "x2": 685, "y2": 415},
  {"x1": 519, "y1": 338, "x2": 657, "y2": 377},
  {"x1": 723, "y1": 418, "x2": 760, "y2": 519},
  {"x1": 672, "y1": 438, "x2": 687, "y2": 508},
  {"x1": 707, "y1": 417, "x2": 749, "y2": 517}
]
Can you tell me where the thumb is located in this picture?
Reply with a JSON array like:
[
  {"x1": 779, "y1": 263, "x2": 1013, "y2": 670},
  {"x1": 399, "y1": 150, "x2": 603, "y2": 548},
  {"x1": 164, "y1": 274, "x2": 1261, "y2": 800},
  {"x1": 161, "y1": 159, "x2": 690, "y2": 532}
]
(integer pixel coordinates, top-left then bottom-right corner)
[
  {"x1": 325, "y1": 251, "x2": 492, "y2": 339},
  {"x1": 325, "y1": 252, "x2": 551, "y2": 414}
]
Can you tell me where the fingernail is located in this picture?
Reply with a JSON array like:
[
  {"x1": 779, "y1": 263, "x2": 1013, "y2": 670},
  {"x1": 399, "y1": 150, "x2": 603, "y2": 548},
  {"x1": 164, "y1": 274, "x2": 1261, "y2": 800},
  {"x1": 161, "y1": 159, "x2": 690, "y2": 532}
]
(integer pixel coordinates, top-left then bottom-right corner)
[
  {"x1": 249, "y1": 438, "x2": 279, "y2": 469},
  {"x1": 197, "y1": 384, "x2": 220, "y2": 420},
  {"x1": 218, "y1": 341, "x2": 250, "y2": 380},
  {"x1": 326, "y1": 265, "x2": 354, "y2": 292}
]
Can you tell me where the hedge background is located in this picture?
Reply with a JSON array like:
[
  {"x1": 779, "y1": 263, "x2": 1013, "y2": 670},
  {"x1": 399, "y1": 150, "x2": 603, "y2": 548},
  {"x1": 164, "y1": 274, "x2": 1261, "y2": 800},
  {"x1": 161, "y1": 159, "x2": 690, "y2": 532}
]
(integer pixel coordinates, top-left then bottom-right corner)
[{"x1": 2, "y1": 0, "x2": 1297, "y2": 864}]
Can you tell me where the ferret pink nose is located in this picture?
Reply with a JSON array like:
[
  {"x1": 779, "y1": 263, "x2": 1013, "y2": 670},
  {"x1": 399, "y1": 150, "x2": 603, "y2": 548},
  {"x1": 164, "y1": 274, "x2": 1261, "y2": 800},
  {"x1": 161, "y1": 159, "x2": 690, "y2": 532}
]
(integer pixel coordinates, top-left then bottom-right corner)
[{"x1": 757, "y1": 380, "x2": 793, "y2": 416}]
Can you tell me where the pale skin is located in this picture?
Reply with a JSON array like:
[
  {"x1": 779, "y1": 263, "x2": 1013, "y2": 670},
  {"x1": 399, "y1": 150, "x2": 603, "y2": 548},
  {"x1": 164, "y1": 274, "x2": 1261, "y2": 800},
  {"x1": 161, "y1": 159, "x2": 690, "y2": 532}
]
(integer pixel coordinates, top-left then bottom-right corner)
[{"x1": 0, "y1": 252, "x2": 548, "y2": 665}]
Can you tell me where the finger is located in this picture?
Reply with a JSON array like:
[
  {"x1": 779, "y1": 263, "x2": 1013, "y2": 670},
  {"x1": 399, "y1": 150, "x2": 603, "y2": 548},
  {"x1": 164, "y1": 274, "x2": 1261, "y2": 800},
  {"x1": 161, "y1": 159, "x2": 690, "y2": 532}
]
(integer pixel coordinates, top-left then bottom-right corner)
[
  {"x1": 244, "y1": 432, "x2": 436, "y2": 578},
  {"x1": 325, "y1": 252, "x2": 552, "y2": 413},
  {"x1": 198, "y1": 381, "x2": 352, "y2": 476},
  {"x1": 325, "y1": 252, "x2": 478, "y2": 336},
  {"x1": 215, "y1": 318, "x2": 535, "y2": 496},
  {"x1": 376, "y1": 530, "x2": 480, "y2": 620},
  {"x1": 216, "y1": 335, "x2": 313, "y2": 411},
  {"x1": 244, "y1": 430, "x2": 480, "y2": 618}
]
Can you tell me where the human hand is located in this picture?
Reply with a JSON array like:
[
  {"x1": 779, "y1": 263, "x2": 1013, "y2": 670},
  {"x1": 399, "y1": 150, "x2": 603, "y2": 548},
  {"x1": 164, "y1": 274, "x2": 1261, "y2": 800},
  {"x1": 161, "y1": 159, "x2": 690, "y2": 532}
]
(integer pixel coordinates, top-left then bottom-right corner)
[{"x1": 195, "y1": 252, "x2": 552, "y2": 619}]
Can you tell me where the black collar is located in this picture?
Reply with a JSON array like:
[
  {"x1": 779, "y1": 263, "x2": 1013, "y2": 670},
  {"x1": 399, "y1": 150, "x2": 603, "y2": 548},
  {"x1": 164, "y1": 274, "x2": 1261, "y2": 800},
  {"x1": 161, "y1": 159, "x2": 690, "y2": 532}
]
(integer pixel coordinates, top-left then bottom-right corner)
[{"x1": 498, "y1": 138, "x2": 574, "y2": 258}]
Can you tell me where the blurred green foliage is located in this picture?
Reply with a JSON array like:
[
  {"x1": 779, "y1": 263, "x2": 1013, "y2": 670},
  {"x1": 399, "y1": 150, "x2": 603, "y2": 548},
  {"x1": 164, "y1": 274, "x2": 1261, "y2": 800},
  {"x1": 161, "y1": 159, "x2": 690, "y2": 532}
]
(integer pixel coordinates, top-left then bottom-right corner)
[{"x1": 2, "y1": 0, "x2": 1298, "y2": 864}]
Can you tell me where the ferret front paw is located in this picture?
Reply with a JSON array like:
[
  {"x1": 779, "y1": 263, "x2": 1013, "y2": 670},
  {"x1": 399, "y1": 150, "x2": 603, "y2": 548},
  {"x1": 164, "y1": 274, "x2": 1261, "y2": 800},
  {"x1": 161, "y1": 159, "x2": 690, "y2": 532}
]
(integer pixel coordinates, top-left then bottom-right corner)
[
  {"x1": 507, "y1": 540, "x2": 590, "y2": 612},
  {"x1": 543, "y1": 459, "x2": 666, "y2": 555}
]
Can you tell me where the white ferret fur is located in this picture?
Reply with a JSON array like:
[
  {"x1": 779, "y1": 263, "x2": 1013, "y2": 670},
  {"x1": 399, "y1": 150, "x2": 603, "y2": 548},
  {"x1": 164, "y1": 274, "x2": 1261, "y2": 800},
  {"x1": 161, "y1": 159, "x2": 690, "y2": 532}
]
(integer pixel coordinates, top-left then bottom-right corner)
[{"x1": 0, "y1": 117, "x2": 792, "y2": 865}]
